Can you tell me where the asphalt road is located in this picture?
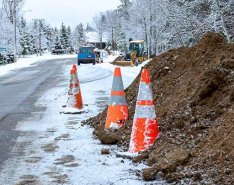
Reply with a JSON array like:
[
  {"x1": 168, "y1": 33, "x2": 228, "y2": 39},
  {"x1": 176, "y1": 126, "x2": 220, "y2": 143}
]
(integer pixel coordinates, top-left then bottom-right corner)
[{"x1": 0, "y1": 57, "x2": 76, "y2": 171}]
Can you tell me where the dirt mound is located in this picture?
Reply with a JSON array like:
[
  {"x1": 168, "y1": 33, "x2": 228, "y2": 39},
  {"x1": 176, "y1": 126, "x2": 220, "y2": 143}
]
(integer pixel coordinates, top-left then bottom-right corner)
[{"x1": 83, "y1": 32, "x2": 234, "y2": 184}]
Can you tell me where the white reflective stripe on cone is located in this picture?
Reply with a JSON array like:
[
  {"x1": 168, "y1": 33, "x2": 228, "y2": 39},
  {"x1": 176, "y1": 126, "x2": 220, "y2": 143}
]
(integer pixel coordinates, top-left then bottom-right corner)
[
  {"x1": 134, "y1": 105, "x2": 156, "y2": 119},
  {"x1": 128, "y1": 137, "x2": 135, "y2": 152},
  {"x1": 67, "y1": 95, "x2": 75, "y2": 108},
  {"x1": 137, "y1": 82, "x2": 154, "y2": 101},
  {"x1": 73, "y1": 86, "x2": 80, "y2": 94}
]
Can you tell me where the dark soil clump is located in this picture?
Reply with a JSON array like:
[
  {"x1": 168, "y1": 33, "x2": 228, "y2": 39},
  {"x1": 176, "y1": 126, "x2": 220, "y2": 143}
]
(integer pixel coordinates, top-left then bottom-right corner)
[{"x1": 83, "y1": 32, "x2": 234, "y2": 184}]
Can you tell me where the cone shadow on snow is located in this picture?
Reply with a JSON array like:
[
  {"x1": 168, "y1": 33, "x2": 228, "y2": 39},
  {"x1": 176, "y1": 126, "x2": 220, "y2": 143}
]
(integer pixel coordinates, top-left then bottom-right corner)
[
  {"x1": 62, "y1": 110, "x2": 86, "y2": 115},
  {"x1": 61, "y1": 105, "x2": 89, "y2": 115}
]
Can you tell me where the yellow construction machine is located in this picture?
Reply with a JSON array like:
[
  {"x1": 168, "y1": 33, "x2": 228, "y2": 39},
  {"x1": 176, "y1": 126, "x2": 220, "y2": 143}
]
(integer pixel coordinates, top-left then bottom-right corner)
[{"x1": 115, "y1": 39, "x2": 147, "y2": 67}]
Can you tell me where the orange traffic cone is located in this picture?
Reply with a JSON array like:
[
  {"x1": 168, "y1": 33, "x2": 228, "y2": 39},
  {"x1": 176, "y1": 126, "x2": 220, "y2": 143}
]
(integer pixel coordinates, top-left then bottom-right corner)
[
  {"x1": 73, "y1": 65, "x2": 83, "y2": 109},
  {"x1": 66, "y1": 67, "x2": 83, "y2": 109},
  {"x1": 105, "y1": 67, "x2": 128, "y2": 129},
  {"x1": 128, "y1": 69, "x2": 159, "y2": 153},
  {"x1": 72, "y1": 64, "x2": 78, "y2": 78},
  {"x1": 66, "y1": 69, "x2": 76, "y2": 108}
]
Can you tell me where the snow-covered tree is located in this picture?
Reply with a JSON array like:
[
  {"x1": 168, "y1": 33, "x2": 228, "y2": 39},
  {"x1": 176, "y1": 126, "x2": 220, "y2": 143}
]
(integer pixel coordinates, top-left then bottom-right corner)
[
  {"x1": 19, "y1": 17, "x2": 32, "y2": 56},
  {"x1": 0, "y1": 0, "x2": 24, "y2": 53},
  {"x1": 29, "y1": 19, "x2": 51, "y2": 55},
  {"x1": 0, "y1": 7, "x2": 14, "y2": 51},
  {"x1": 60, "y1": 23, "x2": 69, "y2": 51},
  {"x1": 51, "y1": 35, "x2": 63, "y2": 55},
  {"x1": 85, "y1": 23, "x2": 94, "y2": 32},
  {"x1": 93, "y1": 13, "x2": 106, "y2": 49},
  {"x1": 1, "y1": 0, "x2": 24, "y2": 23},
  {"x1": 115, "y1": 23, "x2": 127, "y2": 52},
  {"x1": 73, "y1": 23, "x2": 86, "y2": 49},
  {"x1": 66, "y1": 26, "x2": 74, "y2": 53},
  {"x1": 91, "y1": 0, "x2": 233, "y2": 55}
]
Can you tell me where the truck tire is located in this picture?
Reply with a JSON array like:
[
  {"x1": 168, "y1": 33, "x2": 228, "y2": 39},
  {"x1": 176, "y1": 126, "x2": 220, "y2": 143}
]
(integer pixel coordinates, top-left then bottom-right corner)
[
  {"x1": 93, "y1": 60, "x2": 95, "y2": 65},
  {"x1": 77, "y1": 60, "x2": 80, "y2": 65}
]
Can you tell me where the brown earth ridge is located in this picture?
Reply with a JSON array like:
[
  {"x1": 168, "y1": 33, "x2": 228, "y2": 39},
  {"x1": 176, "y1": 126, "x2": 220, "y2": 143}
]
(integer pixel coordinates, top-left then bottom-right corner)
[{"x1": 83, "y1": 32, "x2": 234, "y2": 184}]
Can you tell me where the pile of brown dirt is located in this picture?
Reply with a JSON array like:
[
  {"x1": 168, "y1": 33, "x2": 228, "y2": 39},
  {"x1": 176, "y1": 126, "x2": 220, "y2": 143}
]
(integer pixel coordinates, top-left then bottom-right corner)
[{"x1": 83, "y1": 32, "x2": 234, "y2": 184}]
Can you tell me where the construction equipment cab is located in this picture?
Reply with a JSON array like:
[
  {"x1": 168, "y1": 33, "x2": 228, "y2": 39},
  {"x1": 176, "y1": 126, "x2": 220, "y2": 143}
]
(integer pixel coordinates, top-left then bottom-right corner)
[
  {"x1": 116, "y1": 39, "x2": 146, "y2": 67},
  {"x1": 77, "y1": 46, "x2": 96, "y2": 65},
  {"x1": 128, "y1": 39, "x2": 145, "y2": 64}
]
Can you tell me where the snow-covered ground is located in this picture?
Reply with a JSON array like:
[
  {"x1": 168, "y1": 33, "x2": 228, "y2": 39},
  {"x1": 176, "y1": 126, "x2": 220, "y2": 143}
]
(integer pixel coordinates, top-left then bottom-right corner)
[{"x1": 0, "y1": 54, "x2": 165, "y2": 185}]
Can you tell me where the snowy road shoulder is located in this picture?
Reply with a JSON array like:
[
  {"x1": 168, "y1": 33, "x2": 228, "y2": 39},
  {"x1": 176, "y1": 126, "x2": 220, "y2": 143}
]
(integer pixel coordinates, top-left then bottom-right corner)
[{"x1": 0, "y1": 58, "x2": 165, "y2": 185}]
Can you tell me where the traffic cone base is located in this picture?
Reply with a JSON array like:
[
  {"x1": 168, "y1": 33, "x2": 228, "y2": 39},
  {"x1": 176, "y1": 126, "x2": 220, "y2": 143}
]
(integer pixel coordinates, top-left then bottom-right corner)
[
  {"x1": 129, "y1": 118, "x2": 159, "y2": 153},
  {"x1": 106, "y1": 105, "x2": 128, "y2": 128},
  {"x1": 75, "y1": 92, "x2": 83, "y2": 109}
]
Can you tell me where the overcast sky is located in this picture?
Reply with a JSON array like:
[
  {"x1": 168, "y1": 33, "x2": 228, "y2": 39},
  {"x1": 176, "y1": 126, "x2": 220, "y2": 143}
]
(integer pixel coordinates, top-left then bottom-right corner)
[{"x1": 23, "y1": 0, "x2": 121, "y2": 28}]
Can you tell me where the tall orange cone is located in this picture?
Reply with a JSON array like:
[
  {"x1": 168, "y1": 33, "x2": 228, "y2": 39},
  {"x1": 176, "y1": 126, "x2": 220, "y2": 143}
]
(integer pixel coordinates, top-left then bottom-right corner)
[
  {"x1": 66, "y1": 69, "x2": 76, "y2": 108},
  {"x1": 66, "y1": 67, "x2": 83, "y2": 109},
  {"x1": 105, "y1": 67, "x2": 128, "y2": 129},
  {"x1": 128, "y1": 69, "x2": 159, "y2": 153},
  {"x1": 72, "y1": 64, "x2": 78, "y2": 79}
]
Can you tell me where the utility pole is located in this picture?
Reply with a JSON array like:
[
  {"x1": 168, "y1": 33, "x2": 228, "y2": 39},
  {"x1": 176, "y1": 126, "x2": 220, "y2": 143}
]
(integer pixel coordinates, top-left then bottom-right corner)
[
  {"x1": 111, "y1": 26, "x2": 116, "y2": 50},
  {"x1": 112, "y1": 27, "x2": 114, "y2": 50},
  {"x1": 13, "y1": 0, "x2": 17, "y2": 62},
  {"x1": 100, "y1": 14, "x2": 105, "y2": 50},
  {"x1": 39, "y1": 20, "x2": 42, "y2": 55}
]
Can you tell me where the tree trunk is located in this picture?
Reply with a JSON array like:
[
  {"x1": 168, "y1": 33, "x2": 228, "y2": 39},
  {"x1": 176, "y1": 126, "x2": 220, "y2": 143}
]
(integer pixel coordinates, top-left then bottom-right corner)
[{"x1": 214, "y1": 0, "x2": 231, "y2": 43}]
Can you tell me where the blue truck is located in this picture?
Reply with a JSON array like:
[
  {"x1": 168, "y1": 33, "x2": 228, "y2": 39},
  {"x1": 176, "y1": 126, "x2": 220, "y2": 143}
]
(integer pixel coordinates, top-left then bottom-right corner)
[{"x1": 77, "y1": 46, "x2": 96, "y2": 65}]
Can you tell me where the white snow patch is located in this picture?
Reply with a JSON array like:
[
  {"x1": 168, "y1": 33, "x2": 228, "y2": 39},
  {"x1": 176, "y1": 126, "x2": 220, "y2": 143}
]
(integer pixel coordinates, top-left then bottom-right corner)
[
  {"x1": 109, "y1": 122, "x2": 120, "y2": 129},
  {"x1": 116, "y1": 152, "x2": 139, "y2": 158}
]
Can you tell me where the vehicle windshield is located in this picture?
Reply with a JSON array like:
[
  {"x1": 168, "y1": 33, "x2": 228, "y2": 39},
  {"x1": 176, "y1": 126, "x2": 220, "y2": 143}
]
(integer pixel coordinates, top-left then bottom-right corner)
[
  {"x1": 129, "y1": 43, "x2": 143, "y2": 53},
  {"x1": 79, "y1": 47, "x2": 93, "y2": 53}
]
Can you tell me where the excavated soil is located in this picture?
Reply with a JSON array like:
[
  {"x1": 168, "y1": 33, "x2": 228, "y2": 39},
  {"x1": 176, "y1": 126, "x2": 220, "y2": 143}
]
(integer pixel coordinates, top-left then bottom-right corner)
[{"x1": 83, "y1": 33, "x2": 234, "y2": 184}]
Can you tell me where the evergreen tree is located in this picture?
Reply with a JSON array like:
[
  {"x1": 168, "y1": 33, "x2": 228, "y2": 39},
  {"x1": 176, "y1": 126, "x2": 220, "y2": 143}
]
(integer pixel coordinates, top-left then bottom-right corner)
[
  {"x1": 66, "y1": 26, "x2": 74, "y2": 53},
  {"x1": 29, "y1": 34, "x2": 36, "y2": 54},
  {"x1": 85, "y1": 23, "x2": 94, "y2": 32},
  {"x1": 60, "y1": 23, "x2": 69, "y2": 52},
  {"x1": 19, "y1": 17, "x2": 32, "y2": 56},
  {"x1": 115, "y1": 23, "x2": 127, "y2": 52},
  {"x1": 51, "y1": 35, "x2": 63, "y2": 55},
  {"x1": 38, "y1": 20, "x2": 51, "y2": 52},
  {"x1": 77, "y1": 23, "x2": 85, "y2": 47}
]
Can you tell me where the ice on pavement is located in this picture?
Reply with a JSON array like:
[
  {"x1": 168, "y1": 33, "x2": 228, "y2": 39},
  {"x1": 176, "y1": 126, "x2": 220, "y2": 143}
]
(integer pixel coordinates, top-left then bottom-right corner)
[{"x1": 0, "y1": 54, "x2": 165, "y2": 184}]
